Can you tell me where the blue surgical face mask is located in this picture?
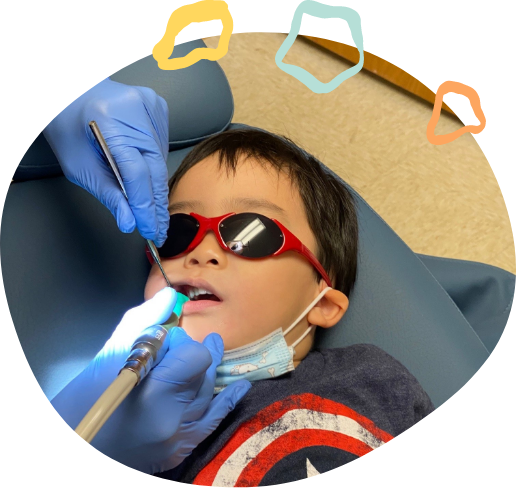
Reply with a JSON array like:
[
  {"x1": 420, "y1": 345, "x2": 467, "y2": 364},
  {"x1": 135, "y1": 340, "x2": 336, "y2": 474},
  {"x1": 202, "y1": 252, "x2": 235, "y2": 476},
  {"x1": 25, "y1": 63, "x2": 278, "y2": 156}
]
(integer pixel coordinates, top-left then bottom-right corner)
[{"x1": 214, "y1": 287, "x2": 332, "y2": 394}]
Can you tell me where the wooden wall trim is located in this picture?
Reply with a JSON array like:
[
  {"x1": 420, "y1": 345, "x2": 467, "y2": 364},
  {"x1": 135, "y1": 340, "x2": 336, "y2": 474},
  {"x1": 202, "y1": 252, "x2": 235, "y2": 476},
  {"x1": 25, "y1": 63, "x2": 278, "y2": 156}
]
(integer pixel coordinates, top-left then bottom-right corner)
[{"x1": 304, "y1": 36, "x2": 454, "y2": 115}]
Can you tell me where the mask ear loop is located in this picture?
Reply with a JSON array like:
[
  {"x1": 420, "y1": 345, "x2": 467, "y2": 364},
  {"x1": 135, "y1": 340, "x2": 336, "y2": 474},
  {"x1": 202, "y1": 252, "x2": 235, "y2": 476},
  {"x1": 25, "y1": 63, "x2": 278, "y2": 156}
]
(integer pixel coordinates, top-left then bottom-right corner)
[{"x1": 284, "y1": 287, "x2": 332, "y2": 356}]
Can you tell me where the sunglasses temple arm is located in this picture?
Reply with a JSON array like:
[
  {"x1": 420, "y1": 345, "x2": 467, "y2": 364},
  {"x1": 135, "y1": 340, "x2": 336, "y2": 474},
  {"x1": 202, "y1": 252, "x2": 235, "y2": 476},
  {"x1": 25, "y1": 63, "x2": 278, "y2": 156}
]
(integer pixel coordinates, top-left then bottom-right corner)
[{"x1": 298, "y1": 245, "x2": 332, "y2": 288}]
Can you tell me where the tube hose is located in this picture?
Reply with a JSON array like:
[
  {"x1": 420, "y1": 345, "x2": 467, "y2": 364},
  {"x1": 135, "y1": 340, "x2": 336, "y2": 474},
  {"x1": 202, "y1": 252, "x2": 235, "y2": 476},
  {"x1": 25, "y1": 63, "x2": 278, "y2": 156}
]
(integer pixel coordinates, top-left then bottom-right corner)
[{"x1": 75, "y1": 293, "x2": 189, "y2": 442}]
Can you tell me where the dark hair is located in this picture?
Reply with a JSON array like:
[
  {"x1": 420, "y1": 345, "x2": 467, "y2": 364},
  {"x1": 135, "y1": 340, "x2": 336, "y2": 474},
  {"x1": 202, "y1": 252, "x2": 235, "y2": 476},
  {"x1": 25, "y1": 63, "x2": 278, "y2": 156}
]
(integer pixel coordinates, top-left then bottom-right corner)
[{"x1": 168, "y1": 128, "x2": 358, "y2": 296}]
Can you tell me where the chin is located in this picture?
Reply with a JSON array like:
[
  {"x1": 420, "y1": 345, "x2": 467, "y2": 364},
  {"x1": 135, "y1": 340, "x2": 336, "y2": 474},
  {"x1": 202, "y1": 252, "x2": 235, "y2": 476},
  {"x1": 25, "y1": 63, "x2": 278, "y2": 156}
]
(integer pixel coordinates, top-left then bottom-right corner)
[
  {"x1": 180, "y1": 320, "x2": 240, "y2": 350},
  {"x1": 180, "y1": 321, "x2": 213, "y2": 343}
]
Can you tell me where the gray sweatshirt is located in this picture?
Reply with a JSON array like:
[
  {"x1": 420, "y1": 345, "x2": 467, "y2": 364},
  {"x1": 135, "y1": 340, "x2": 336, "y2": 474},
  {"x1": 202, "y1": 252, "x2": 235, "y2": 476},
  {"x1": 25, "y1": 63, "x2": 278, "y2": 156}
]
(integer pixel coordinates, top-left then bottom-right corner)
[{"x1": 158, "y1": 344, "x2": 434, "y2": 486}]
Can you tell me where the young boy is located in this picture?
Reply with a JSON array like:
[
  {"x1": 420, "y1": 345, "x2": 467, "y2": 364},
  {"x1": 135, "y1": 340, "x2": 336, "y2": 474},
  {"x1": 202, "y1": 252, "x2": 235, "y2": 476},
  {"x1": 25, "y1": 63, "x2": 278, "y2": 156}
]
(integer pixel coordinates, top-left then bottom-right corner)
[{"x1": 145, "y1": 128, "x2": 434, "y2": 485}]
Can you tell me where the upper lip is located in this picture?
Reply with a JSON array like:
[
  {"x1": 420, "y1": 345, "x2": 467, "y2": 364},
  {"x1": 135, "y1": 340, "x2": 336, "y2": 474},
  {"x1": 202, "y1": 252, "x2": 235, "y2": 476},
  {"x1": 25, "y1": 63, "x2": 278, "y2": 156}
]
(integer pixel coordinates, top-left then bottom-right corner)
[{"x1": 170, "y1": 278, "x2": 223, "y2": 301}]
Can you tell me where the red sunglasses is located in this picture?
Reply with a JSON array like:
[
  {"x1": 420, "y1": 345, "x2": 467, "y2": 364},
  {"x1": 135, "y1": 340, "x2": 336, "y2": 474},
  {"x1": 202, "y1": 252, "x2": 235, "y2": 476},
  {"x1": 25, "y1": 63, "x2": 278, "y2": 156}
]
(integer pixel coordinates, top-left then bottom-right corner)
[{"x1": 146, "y1": 212, "x2": 332, "y2": 287}]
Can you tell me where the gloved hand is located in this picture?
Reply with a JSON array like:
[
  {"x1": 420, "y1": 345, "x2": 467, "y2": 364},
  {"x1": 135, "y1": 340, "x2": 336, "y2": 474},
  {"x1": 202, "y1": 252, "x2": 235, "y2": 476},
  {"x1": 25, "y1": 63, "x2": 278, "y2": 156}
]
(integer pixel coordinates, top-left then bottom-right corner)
[
  {"x1": 51, "y1": 288, "x2": 251, "y2": 473},
  {"x1": 43, "y1": 78, "x2": 170, "y2": 246}
]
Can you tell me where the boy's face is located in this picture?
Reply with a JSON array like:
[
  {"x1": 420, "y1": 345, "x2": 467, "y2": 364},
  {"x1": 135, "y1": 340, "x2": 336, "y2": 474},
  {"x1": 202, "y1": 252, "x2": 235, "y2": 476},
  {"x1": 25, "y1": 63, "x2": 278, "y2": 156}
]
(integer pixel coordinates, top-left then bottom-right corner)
[{"x1": 144, "y1": 153, "x2": 324, "y2": 351}]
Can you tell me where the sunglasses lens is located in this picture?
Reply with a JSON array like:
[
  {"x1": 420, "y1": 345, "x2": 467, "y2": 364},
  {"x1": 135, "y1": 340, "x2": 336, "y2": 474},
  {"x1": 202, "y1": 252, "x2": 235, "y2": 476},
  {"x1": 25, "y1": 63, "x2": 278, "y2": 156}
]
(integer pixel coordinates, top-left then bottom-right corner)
[
  {"x1": 159, "y1": 213, "x2": 199, "y2": 258},
  {"x1": 219, "y1": 213, "x2": 284, "y2": 258}
]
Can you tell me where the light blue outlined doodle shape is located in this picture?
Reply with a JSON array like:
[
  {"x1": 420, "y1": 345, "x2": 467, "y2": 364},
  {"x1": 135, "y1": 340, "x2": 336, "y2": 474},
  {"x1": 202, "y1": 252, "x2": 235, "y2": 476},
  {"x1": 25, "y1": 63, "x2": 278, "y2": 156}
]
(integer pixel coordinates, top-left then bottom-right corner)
[{"x1": 275, "y1": 1, "x2": 364, "y2": 94}]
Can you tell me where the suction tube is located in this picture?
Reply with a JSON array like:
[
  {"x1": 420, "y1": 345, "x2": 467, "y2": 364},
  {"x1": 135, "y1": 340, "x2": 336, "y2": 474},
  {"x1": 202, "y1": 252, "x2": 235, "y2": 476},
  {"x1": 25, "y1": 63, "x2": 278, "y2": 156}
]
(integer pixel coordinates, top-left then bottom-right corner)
[{"x1": 75, "y1": 293, "x2": 189, "y2": 443}]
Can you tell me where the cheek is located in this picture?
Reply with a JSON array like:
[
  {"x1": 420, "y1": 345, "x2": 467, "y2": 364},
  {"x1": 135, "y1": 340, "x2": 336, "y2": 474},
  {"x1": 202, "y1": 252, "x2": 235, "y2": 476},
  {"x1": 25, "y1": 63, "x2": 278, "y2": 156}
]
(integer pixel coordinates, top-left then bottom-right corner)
[
  {"x1": 144, "y1": 266, "x2": 166, "y2": 300},
  {"x1": 232, "y1": 269, "x2": 272, "y2": 319}
]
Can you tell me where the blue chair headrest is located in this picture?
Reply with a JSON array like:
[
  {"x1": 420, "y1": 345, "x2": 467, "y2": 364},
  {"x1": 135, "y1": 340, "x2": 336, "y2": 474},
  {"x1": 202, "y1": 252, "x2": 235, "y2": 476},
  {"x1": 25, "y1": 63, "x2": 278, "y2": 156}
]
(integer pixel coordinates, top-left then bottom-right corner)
[{"x1": 13, "y1": 39, "x2": 234, "y2": 181}]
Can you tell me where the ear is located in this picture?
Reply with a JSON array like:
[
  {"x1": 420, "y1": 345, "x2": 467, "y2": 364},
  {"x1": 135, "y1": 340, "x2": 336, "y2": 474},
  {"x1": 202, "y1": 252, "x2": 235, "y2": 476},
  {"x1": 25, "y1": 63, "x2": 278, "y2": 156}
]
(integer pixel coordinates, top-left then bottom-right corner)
[{"x1": 307, "y1": 288, "x2": 349, "y2": 329}]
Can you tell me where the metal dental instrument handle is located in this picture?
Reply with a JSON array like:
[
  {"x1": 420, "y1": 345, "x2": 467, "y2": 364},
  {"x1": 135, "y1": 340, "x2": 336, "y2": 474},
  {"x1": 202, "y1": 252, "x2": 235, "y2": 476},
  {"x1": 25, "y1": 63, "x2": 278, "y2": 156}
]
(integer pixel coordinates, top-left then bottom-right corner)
[{"x1": 88, "y1": 121, "x2": 172, "y2": 288}]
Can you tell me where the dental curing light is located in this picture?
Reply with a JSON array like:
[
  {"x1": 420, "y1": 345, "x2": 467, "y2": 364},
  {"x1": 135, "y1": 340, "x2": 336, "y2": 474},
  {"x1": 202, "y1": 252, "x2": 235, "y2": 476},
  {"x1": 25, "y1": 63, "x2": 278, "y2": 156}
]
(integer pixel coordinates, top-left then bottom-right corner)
[{"x1": 75, "y1": 293, "x2": 189, "y2": 443}]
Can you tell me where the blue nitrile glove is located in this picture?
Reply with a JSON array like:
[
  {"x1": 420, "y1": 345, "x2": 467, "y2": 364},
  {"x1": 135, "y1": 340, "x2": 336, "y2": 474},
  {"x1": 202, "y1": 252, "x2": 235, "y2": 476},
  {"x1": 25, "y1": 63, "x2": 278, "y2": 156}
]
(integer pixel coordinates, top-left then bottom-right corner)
[
  {"x1": 43, "y1": 78, "x2": 170, "y2": 246},
  {"x1": 51, "y1": 288, "x2": 251, "y2": 474}
]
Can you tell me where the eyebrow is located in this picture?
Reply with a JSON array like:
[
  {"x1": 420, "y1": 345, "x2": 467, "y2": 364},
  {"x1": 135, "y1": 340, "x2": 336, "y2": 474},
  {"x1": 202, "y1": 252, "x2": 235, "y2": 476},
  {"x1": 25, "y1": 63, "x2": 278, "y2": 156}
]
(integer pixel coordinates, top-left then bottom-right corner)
[{"x1": 169, "y1": 197, "x2": 289, "y2": 225}]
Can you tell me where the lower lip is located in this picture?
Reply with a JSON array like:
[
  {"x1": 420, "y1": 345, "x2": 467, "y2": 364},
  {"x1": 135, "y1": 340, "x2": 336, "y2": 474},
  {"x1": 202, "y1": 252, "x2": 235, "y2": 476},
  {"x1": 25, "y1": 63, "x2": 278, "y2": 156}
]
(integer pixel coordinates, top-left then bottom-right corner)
[{"x1": 182, "y1": 299, "x2": 223, "y2": 315}]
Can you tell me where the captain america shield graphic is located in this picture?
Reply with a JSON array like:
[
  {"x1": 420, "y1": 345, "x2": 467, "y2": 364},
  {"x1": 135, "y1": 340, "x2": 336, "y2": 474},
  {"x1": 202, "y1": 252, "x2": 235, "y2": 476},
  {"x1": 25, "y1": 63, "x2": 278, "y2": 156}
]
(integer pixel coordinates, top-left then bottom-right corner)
[{"x1": 193, "y1": 393, "x2": 393, "y2": 486}]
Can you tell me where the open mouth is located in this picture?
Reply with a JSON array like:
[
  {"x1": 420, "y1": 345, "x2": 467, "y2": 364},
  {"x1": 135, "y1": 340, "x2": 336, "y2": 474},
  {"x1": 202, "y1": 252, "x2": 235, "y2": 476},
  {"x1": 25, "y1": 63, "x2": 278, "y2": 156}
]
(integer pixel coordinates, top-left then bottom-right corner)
[{"x1": 174, "y1": 284, "x2": 221, "y2": 302}]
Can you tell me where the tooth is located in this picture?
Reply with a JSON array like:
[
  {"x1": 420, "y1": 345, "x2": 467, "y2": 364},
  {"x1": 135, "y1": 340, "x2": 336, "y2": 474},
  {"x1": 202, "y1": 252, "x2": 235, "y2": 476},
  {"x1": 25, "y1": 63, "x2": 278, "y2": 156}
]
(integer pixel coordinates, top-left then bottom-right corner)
[
  {"x1": 188, "y1": 288, "x2": 196, "y2": 299},
  {"x1": 185, "y1": 287, "x2": 214, "y2": 299}
]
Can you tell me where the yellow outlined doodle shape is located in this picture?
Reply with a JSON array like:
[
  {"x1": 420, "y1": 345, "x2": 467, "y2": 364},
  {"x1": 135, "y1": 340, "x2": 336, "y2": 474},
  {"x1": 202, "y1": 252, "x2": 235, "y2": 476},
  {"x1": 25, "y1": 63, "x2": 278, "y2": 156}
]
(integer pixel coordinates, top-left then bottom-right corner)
[
  {"x1": 427, "y1": 81, "x2": 486, "y2": 145},
  {"x1": 153, "y1": 0, "x2": 233, "y2": 70}
]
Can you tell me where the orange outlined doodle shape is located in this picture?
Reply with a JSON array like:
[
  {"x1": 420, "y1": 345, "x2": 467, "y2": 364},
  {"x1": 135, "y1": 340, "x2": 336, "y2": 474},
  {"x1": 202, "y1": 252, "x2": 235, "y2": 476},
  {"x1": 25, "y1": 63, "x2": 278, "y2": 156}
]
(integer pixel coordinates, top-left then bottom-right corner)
[
  {"x1": 153, "y1": 0, "x2": 233, "y2": 70},
  {"x1": 427, "y1": 81, "x2": 486, "y2": 145}
]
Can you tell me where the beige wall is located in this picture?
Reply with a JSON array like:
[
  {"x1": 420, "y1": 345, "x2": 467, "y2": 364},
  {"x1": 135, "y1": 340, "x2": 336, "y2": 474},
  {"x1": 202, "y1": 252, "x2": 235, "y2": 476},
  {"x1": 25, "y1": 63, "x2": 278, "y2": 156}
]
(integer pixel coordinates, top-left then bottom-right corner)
[{"x1": 204, "y1": 33, "x2": 515, "y2": 273}]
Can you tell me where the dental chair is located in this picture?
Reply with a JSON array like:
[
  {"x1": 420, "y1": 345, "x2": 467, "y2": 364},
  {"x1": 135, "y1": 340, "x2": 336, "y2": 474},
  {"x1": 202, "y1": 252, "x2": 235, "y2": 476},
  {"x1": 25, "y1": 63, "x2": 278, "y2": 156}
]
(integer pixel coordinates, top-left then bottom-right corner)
[{"x1": 1, "y1": 40, "x2": 514, "y2": 407}]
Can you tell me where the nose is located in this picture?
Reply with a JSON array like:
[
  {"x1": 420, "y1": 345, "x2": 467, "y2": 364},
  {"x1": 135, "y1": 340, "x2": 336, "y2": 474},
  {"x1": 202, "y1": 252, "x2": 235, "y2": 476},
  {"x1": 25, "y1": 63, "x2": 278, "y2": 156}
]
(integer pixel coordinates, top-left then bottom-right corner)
[{"x1": 184, "y1": 231, "x2": 228, "y2": 269}]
